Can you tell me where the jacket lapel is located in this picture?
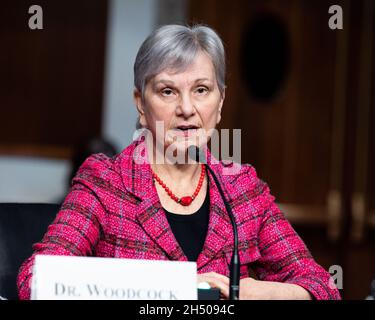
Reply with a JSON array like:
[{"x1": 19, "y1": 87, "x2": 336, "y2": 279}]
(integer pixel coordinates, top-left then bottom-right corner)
[
  {"x1": 196, "y1": 151, "x2": 235, "y2": 271},
  {"x1": 119, "y1": 139, "x2": 238, "y2": 268},
  {"x1": 119, "y1": 139, "x2": 187, "y2": 261},
  {"x1": 136, "y1": 194, "x2": 188, "y2": 262}
]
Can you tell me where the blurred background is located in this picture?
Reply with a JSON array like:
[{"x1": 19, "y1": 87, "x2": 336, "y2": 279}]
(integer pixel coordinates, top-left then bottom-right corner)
[{"x1": 0, "y1": 0, "x2": 374, "y2": 299}]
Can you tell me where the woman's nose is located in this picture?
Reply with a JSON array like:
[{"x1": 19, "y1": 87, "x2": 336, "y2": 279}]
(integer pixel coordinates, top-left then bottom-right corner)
[{"x1": 178, "y1": 93, "x2": 196, "y2": 117}]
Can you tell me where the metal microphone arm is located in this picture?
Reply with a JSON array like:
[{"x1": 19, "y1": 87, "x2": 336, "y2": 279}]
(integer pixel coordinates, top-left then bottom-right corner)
[
  {"x1": 188, "y1": 145, "x2": 240, "y2": 300},
  {"x1": 204, "y1": 164, "x2": 240, "y2": 300}
]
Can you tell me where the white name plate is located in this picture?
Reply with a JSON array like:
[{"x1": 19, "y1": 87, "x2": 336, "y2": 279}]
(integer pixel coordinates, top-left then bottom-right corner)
[{"x1": 31, "y1": 255, "x2": 197, "y2": 300}]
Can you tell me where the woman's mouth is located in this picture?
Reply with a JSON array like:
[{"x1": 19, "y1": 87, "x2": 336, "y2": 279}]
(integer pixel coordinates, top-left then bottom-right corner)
[{"x1": 173, "y1": 125, "x2": 199, "y2": 137}]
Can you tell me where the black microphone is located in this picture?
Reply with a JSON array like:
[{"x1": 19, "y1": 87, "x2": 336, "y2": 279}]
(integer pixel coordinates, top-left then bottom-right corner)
[{"x1": 188, "y1": 145, "x2": 240, "y2": 300}]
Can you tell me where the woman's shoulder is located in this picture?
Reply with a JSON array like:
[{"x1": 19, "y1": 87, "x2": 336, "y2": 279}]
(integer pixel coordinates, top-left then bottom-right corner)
[
  {"x1": 75, "y1": 142, "x2": 135, "y2": 177},
  {"x1": 66, "y1": 143, "x2": 142, "y2": 212},
  {"x1": 216, "y1": 159, "x2": 259, "y2": 183},
  {"x1": 216, "y1": 160, "x2": 272, "y2": 203},
  {"x1": 75, "y1": 152, "x2": 118, "y2": 178},
  {"x1": 71, "y1": 145, "x2": 132, "y2": 191}
]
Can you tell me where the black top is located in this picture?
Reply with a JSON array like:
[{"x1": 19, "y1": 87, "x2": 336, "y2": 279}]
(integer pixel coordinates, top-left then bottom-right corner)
[{"x1": 164, "y1": 191, "x2": 210, "y2": 262}]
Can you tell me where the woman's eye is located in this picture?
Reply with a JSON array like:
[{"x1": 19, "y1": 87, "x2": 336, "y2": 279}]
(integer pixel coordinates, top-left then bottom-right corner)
[
  {"x1": 161, "y1": 88, "x2": 174, "y2": 96},
  {"x1": 196, "y1": 87, "x2": 208, "y2": 94}
]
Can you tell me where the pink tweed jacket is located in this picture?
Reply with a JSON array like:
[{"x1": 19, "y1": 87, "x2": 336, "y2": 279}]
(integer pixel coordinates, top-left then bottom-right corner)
[{"x1": 17, "y1": 139, "x2": 340, "y2": 300}]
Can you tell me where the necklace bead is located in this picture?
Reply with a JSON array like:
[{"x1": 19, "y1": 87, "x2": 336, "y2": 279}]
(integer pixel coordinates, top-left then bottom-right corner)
[{"x1": 152, "y1": 164, "x2": 205, "y2": 206}]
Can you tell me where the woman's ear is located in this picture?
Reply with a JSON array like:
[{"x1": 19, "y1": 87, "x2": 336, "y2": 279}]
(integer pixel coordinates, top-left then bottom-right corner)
[
  {"x1": 216, "y1": 88, "x2": 226, "y2": 124},
  {"x1": 133, "y1": 89, "x2": 147, "y2": 128}
]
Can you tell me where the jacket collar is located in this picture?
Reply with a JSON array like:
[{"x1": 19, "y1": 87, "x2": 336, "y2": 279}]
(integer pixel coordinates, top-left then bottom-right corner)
[{"x1": 118, "y1": 139, "x2": 239, "y2": 270}]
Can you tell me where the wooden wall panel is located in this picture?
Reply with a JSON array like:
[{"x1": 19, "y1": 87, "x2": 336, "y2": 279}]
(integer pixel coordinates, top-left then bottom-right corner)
[
  {"x1": 189, "y1": 0, "x2": 375, "y2": 299},
  {"x1": 189, "y1": 0, "x2": 340, "y2": 207},
  {"x1": 0, "y1": 0, "x2": 108, "y2": 158}
]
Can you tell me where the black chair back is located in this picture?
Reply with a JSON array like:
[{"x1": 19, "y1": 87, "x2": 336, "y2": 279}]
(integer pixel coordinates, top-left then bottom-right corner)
[{"x1": 0, "y1": 203, "x2": 60, "y2": 300}]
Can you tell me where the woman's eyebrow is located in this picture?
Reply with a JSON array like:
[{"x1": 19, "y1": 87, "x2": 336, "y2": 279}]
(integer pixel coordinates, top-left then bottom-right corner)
[
  {"x1": 194, "y1": 78, "x2": 211, "y2": 83},
  {"x1": 153, "y1": 78, "x2": 212, "y2": 87},
  {"x1": 153, "y1": 79, "x2": 175, "y2": 86}
]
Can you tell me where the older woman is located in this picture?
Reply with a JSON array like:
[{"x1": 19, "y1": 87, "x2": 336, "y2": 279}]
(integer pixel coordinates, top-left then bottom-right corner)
[{"x1": 17, "y1": 24, "x2": 340, "y2": 300}]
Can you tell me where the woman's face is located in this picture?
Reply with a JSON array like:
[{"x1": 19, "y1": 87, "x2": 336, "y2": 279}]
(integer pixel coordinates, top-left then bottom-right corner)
[{"x1": 134, "y1": 51, "x2": 225, "y2": 155}]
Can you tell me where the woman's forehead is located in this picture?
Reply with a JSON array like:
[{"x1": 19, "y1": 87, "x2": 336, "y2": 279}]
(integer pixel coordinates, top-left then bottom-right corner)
[{"x1": 151, "y1": 53, "x2": 216, "y2": 85}]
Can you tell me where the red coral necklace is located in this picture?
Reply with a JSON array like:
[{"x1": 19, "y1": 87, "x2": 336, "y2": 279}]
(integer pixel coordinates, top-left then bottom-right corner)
[{"x1": 152, "y1": 164, "x2": 205, "y2": 206}]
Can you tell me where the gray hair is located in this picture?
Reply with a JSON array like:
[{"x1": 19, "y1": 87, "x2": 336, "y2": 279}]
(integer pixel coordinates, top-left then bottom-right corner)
[{"x1": 134, "y1": 24, "x2": 226, "y2": 100}]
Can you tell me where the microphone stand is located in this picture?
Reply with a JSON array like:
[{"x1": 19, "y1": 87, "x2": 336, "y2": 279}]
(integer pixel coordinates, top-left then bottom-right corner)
[{"x1": 189, "y1": 146, "x2": 240, "y2": 300}]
